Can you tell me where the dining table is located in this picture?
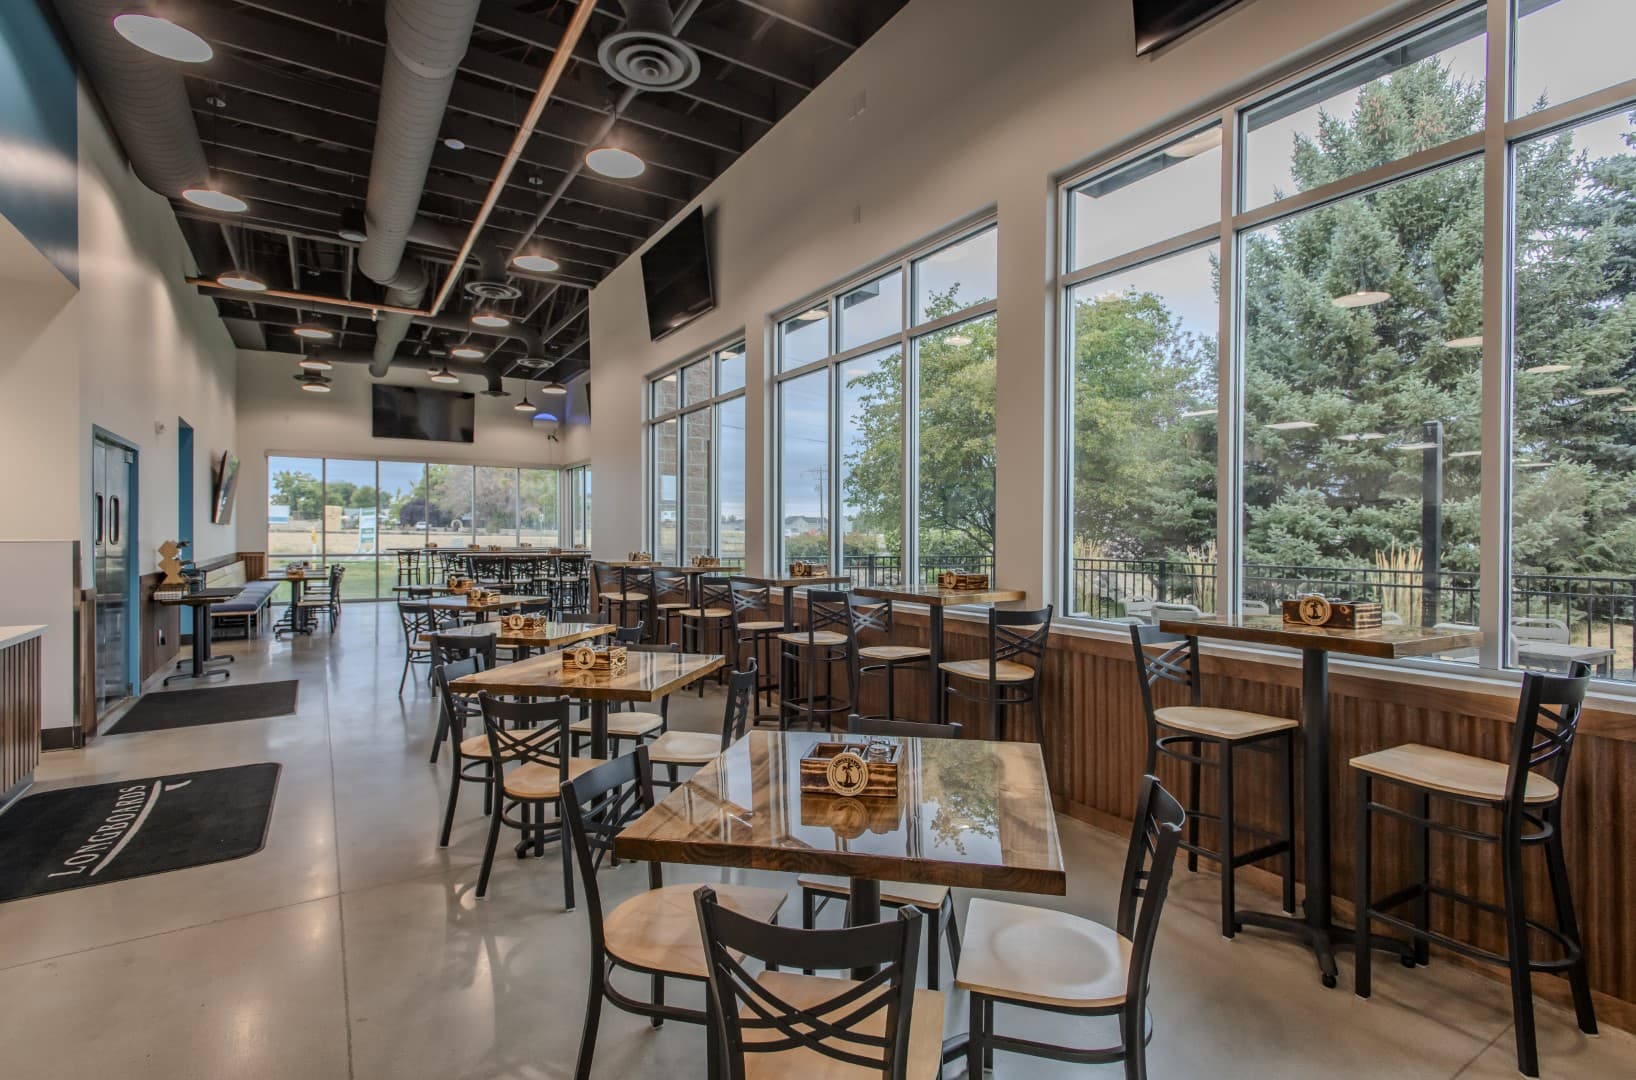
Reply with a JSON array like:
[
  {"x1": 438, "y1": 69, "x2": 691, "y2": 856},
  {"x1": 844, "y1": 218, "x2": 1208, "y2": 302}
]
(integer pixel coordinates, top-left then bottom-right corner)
[
  {"x1": 155, "y1": 589, "x2": 240, "y2": 684},
  {"x1": 450, "y1": 648, "x2": 724, "y2": 758},
  {"x1": 429, "y1": 619, "x2": 614, "y2": 659},
  {"x1": 424, "y1": 593, "x2": 548, "y2": 623},
  {"x1": 1157, "y1": 613, "x2": 1483, "y2": 988},
  {"x1": 854, "y1": 583, "x2": 1027, "y2": 723},
  {"x1": 616, "y1": 728, "x2": 1065, "y2": 983}
]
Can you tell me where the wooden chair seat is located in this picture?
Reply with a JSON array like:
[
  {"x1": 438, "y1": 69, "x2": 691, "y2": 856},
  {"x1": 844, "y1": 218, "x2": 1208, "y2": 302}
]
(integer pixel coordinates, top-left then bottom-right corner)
[
  {"x1": 568, "y1": 710, "x2": 664, "y2": 738},
  {"x1": 956, "y1": 897, "x2": 1131, "y2": 1009},
  {"x1": 740, "y1": 971, "x2": 945, "y2": 1080},
  {"x1": 795, "y1": 874, "x2": 948, "y2": 911},
  {"x1": 502, "y1": 757, "x2": 602, "y2": 800},
  {"x1": 603, "y1": 882, "x2": 787, "y2": 979},
  {"x1": 602, "y1": 591, "x2": 649, "y2": 603},
  {"x1": 1350, "y1": 743, "x2": 1561, "y2": 804},
  {"x1": 778, "y1": 630, "x2": 849, "y2": 647},
  {"x1": 655, "y1": 601, "x2": 690, "y2": 611},
  {"x1": 736, "y1": 619, "x2": 785, "y2": 633},
  {"x1": 1154, "y1": 705, "x2": 1298, "y2": 741},
  {"x1": 646, "y1": 729, "x2": 723, "y2": 765},
  {"x1": 858, "y1": 644, "x2": 930, "y2": 662},
  {"x1": 937, "y1": 658, "x2": 1035, "y2": 683},
  {"x1": 680, "y1": 606, "x2": 732, "y2": 619}
]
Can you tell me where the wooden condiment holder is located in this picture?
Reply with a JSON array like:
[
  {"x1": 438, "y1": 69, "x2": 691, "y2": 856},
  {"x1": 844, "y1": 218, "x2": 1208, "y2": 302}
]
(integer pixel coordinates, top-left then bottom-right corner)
[
  {"x1": 937, "y1": 570, "x2": 990, "y2": 591},
  {"x1": 568, "y1": 644, "x2": 627, "y2": 674},
  {"x1": 1280, "y1": 595, "x2": 1384, "y2": 630},
  {"x1": 798, "y1": 740, "x2": 901, "y2": 799},
  {"x1": 788, "y1": 561, "x2": 829, "y2": 578}
]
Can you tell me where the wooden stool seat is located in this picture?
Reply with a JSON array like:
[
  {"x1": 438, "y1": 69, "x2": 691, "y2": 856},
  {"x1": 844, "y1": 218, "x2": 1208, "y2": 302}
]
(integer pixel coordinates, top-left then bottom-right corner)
[
  {"x1": 938, "y1": 657, "x2": 1035, "y2": 683},
  {"x1": 740, "y1": 971, "x2": 945, "y2": 1080},
  {"x1": 859, "y1": 644, "x2": 930, "y2": 662},
  {"x1": 1155, "y1": 705, "x2": 1298, "y2": 741},
  {"x1": 1351, "y1": 743, "x2": 1560, "y2": 805},
  {"x1": 956, "y1": 897, "x2": 1132, "y2": 1009},
  {"x1": 796, "y1": 874, "x2": 948, "y2": 911},
  {"x1": 679, "y1": 606, "x2": 732, "y2": 619},
  {"x1": 778, "y1": 630, "x2": 849, "y2": 647},
  {"x1": 603, "y1": 881, "x2": 787, "y2": 979},
  {"x1": 646, "y1": 729, "x2": 723, "y2": 765},
  {"x1": 655, "y1": 601, "x2": 690, "y2": 611},
  {"x1": 736, "y1": 618, "x2": 784, "y2": 633},
  {"x1": 569, "y1": 710, "x2": 664, "y2": 739},
  {"x1": 502, "y1": 757, "x2": 601, "y2": 800},
  {"x1": 601, "y1": 590, "x2": 648, "y2": 603}
]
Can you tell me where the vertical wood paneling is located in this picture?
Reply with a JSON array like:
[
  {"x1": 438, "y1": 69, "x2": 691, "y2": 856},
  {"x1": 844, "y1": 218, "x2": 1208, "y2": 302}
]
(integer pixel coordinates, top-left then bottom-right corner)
[{"x1": 1, "y1": 637, "x2": 42, "y2": 793}]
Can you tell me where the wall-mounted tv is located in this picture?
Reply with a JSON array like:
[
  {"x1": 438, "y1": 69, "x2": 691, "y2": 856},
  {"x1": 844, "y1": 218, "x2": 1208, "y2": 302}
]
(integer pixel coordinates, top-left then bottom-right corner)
[
  {"x1": 641, "y1": 206, "x2": 715, "y2": 341},
  {"x1": 1133, "y1": 0, "x2": 1246, "y2": 55},
  {"x1": 212, "y1": 451, "x2": 240, "y2": 524},
  {"x1": 371, "y1": 385, "x2": 476, "y2": 443}
]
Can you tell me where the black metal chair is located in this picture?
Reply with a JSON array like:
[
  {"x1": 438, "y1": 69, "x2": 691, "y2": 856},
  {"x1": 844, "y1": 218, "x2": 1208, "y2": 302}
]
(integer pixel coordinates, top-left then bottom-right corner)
[
  {"x1": 695, "y1": 887, "x2": 943, "y2": 1080},
  {"x1": 1129, "y1": 623, "x2": 1298, "y2": 939},
  {"x1": 1352, "y1": 664, "x2": 1595, "y2": 1079},
  {"x1": 727, "y1": 579, "x2": 782, "y2": 710},
  {"x1": 396, "y1": 599, "x2": 437, "y2": 695},
  {"x1": 956, "y1": 773, "x2": 1185, "y2": 1079},
  {"x1": 474, "y1": 692, "x2": 595, "y2": 907},
  {"x1": 427, "y1": 629, "x2": 497, "y2": 764},
  {"x1": 560, "y1": 747, "x2": 787, "y2": 1080},
  {"x1": 395, "y1": 549, "x2": 423, "y2": 587},
  {"x1": 853, "y1": 598, "x2": 930, "y2": 724},
  {"x1": 799, "y1": 714, "x2": 964, "y2": 989},
  {"x1": 568, "y1": 640, "x2": 670, "y2": 755},
  {"x1": 938, "y1": 604, "x2": 1053, "y2": 746},
  {"x1": 779, "y1": 590, "x2": 858, "y2": 732},
  {"x1": 593, "y1": 562, "x2": 651, "y2": 634},
  {"x1": 679, "y1": 575, "x2": 735, "y2": 691},
  {"x1": 646, "y1": 661, "x2": 758, "y2": 788},
  {"x1": 650, "y1": 569, "x2": 691, "y2": 644},
  {"x1": 433, "y1": 653, "x2": 496, "y2": 847}
]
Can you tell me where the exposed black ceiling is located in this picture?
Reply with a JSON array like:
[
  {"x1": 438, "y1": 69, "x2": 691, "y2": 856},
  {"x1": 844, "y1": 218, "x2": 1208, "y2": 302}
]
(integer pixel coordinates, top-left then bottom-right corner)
[{"x1": 68, "y1": 0, "x2": 906, "y2": 381}]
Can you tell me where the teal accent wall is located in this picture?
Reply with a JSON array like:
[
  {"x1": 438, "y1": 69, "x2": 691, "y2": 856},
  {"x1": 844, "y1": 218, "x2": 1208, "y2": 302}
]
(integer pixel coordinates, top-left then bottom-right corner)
[{"x1": 0, "y1": 3, "x2": 77, "y2": 284}]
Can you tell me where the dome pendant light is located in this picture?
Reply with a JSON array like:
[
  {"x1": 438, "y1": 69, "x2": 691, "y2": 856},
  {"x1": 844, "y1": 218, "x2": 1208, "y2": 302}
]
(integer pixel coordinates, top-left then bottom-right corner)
[
  {"x1": 298, "y1": 356, "x2": 333, "y2": 371},
  {"x1": 217, "y1": 269, "x2": 267, "y2": 292},
  {"x1": 514, "y1": 383, "x2": 538, "y2": 413},
  {"x1": 541, "y1": 380, "x2": 568, "y2": 397},
  {"x1": 181, "y1": 187, "x2": 247, "y2": 213},
  {"x1": 471, "y1": 310, "x2": 511, "y2": 329},
  {"x1": 294, "y1": 371, "x2": 332, "y2": 393},
  {"x1": 450, "y1": 345, "x2": 485, "y2": 360},
  {"x1": 429, "y1": 367, "x2": 460, "y2": 384}
]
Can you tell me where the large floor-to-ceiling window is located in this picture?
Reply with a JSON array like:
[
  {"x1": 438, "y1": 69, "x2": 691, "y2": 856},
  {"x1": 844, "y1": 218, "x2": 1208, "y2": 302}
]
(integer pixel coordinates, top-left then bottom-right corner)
[
  {"x1": 265, "y1": 458, "x2": 564, "y2": 599},
  {"x1": 774, "y1": 222, "x2": 998, "y2": 584},
  {"x1": 1057, "y1": 0, "x2": 1636, "y2": 684},
  {"x1": 644, "y1": 339, "x2": 747, "y2": 563},
  {"x1": 566, "y1": 464, "x2": 592, "y2": 548}
]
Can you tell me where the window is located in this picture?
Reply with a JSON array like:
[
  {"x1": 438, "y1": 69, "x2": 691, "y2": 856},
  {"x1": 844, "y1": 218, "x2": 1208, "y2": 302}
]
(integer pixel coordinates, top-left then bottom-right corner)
[
  {"x1": 265, "y1": 459, "x2": 566, "y2": 599},
  {"x1": 1055, "y1": 1, "x2": 1636, "y2": 685},
  {"x1": 645, "y1": 339, "x2": 747, "y2": 563},
  {"x1": 774, "y1": 222, "x2": 998, "y2": 583},
  {"x1": 567, "y1": 464, "x2": 592, "y2": 548}
]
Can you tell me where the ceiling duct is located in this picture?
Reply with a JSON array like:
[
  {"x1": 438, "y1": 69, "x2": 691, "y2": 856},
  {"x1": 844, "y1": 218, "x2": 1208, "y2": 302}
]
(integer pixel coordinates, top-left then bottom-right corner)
[
  {"x1": 359, "y1": 0, "x2": 483, "y2": 376},
  {"x1": 599, "y1": 0, "x2": 701, "y2": 92},
  {"x1": 51, "y1": 0, "x2": 210, "y2": 197},
  {"x1": 463, "y1": 248, "x2": 524, "y2": 304}
]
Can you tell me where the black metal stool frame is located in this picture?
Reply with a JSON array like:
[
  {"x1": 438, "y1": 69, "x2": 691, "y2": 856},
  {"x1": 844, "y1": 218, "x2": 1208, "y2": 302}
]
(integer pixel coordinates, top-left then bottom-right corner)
[
  {"x1": 940, "y1": 605, "x2": 1053, "y2": 748},
  {"x1": 779, "y1": 590, "x2": 858, "y2": 732},
  {"x1": 852, "y1": 598, "x2": 931, "y2": 725}
]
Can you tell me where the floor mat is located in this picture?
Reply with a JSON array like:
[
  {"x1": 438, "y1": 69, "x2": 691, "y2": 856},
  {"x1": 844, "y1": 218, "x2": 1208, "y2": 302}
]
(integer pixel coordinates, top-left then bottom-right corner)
[{"x1": 107, "y1": 681, "x2": 299, "y2": 734}]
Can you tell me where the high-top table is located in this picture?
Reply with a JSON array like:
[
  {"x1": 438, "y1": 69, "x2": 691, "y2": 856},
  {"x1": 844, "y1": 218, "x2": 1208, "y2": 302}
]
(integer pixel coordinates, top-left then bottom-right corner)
[
  {"x1": 1158, "y1": 613, "x2": 1483, "y2": 987},
  {"x1": 854, "y1": 584, "x2": 1027, "y2": 724},
  {"x1": 429, "y1": 619, "x2": 614, "y2": 659},
  {"x1": 618, "y1": 729, "x2": 1065, "y2": 980},
  {"x1": 450, "y1": 649, "x2": 723, "y2": 758},
  {"x1": 156, "y1": 589, "x2": 241, "y2": 684}
]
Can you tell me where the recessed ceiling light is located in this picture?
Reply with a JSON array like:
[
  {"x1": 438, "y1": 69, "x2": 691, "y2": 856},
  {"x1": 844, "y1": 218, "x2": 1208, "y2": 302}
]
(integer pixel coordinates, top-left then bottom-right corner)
[
  {"x1": 585, "y1": 146, "x2": 645, "y2": 178},
  {"x1": 945, "y1": 332, "x2": 973, "y2": 347},
  {"x1": 1392, "y1": 441, "x2": 1440, "y2": 451},
  {"x1": 1180, "y1": 408, "x2": 1216, "y2": 418},
  {"x1": 1581, "y1": 386, "x2": 1626, "y2": 396},
  {"x1": 297, "y1": 356, "x2": 333, "y2": 371},
  {"x1": 1167, "y1": 127, "x2": 1222, "y2": 159},
  {"x1": 217, "y1": 270, "x2": 267, "y2": 292},
  {"x1": 1265, "y1": 420, "x2": 1318, "y2": 430},
  {"x1": 442, "y1": 137, "x2": 465, "y2": 150},
  {"x1": 450, "y1": 345, "x2": 485, "y2": 360},
  {"x1": 429, "y1": 367, "x2": 460, "y2": 384},
  {"x1": 1447, "y1": 450, "x2": 1481, "y2": 458},
  {"x1": 1332, "y1": 290, "x2": 1392, "y2": 309},
  {"x1": 1444, "y1": 335, "x2": 1483, "y2": 349},
  {"x1": 1522, "y1": 363, "x2": 1571, "y2": 375},
  {"x1": 112, "y1": 14, "x2": 213, "y2": 63},
  {"x1": 794, "y1": 307, "x2": 826, "y2": 323},
  {"x1": 471, "y1": 311, "x2": 510, "y2": 328},
  {"x1": 293, "y1": 372, "x2": 331, "y2": 393},
  {"x1": 293, "y1": 325, "x2": 334, "y2": 341},
  {"x1": 181, "y1": 187, "x2": 246, "y2": 213},
  {"x1": 541, "y1": 381, "x2": 568, "y2": 396},
  {"x1": 512, "y1": 253, "x2": 561, "y2": 274}
]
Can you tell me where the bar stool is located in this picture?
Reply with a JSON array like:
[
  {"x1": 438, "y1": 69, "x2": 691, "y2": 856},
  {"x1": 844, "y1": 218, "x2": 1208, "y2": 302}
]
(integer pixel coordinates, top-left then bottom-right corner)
[
  {"x1": 395, "y1": 549, "x2": 423, "y2": 587},
  {"x1": 593, "y1": 562, "x2": 650, "y2": 633},
  {"x1": 1129, "y1": 624, "x2": 1297, "y2": 939},
  {"x1": 1352, "y1": 664, "x2": 1595, "y2": 1079},
  {"x1": 649, "y1": 569, "x2": 690, "y2": 644},
  {"x1": 678, "y1": 575, "x2": 734, "y2": 690},
  {"x1": 727, "y1": 579, "x2": 782, "y2": 712},
  {"x1": 778, "y1": 590, "x2": 857, "y2": 732},
  {"x1": 938, "y1": 605, "x2": 1053, "y2": 744},
  {"x1": 853, "y1": 598, "x2": 930, "y2": 723}
]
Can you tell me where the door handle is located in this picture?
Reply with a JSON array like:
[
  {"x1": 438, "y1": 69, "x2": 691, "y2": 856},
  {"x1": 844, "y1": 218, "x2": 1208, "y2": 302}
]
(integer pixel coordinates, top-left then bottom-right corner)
[
  {"x1": 95, "y1": 494, "x2": 104, "y2": 545},
  {"x1": 110, "y1": 497, "x2": 120, "y2": 545}
]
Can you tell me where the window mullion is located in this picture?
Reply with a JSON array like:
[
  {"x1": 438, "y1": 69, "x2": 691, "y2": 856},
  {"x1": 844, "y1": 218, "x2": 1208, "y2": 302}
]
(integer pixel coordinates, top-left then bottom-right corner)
[
  {"x1": 1477, "y1": 0, "x2": 1513, "y2": 672},
  {"x1": 1218, "y1": 102, "x2": 1242, "y2": 617}
]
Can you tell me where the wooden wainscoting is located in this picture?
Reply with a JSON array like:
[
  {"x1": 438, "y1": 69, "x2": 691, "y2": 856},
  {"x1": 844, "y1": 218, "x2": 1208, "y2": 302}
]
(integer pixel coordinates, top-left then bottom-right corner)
[
  {"x1": 1, "y1": 635, "x2": 42, "y2": 797},
  {"x1": 791, "y1": 600, "x2": 1635, "y2": 1026}
]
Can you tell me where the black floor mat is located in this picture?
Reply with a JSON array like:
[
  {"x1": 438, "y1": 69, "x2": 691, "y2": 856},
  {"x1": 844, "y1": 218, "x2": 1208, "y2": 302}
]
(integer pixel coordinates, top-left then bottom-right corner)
[
  {"x1": 0, "y1": 764, "x2": 280, "y2": 902},
  {"x1": 107, "y1": 681, "x2": 299, "y2": 735}
]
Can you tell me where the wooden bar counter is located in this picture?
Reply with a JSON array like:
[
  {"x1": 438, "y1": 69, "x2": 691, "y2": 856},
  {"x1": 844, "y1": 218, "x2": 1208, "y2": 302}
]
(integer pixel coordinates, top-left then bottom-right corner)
[{"x1": 0, "y1": 625, "x2": 45, "y2": 807}]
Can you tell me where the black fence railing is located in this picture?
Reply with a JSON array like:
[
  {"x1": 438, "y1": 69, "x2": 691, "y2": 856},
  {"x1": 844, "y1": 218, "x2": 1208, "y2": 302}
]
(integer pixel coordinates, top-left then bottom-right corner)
[
  {"x1": 842, "y1": 553, "x2": 996, "y2": 588},
  {"x1": 1069, "y1": 557, "x2": 1636, "y2": 679}
]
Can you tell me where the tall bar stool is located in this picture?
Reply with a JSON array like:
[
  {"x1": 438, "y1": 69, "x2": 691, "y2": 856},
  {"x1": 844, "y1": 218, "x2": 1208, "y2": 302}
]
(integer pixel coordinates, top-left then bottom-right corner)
[
  {"x1": 554, "y1": 555, "x2": 589, "y2": 613},
  {"x1": 727, "y1": 579, "x2": 782, "y2": 711},
  {"x1": 778, "y1": 590, "x2": 857, "y2": 732},
  {"x1": 649, "y1": 569, "x2": 690, "y2": 644},
  {"x1": 679, "y1": 575, "x2": 734, "y2": 691},
  {"x1": 1129, "y1": 624, "x2": 1297, "y2": 940},
  {"x1": 593, "y1": 562, "x2": 651, "y2": 632},
  {"x1": 1352, "y1": 664, "x2": 1595, "y2": 1078},
  {"x1": 938, "y1": 605, "x2": 1053, "y2": 744},
  {"x1": 395, "y1": 549, "x2": 423, "y2": 587},
  {"x1": 853, "y1": 598, "x2": 930, "y2": 724}
]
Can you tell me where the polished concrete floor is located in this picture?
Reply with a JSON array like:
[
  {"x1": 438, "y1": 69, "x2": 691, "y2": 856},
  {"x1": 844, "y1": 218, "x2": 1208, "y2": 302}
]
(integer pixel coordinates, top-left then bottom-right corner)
[{"x1": 3, "y1": 605, "x2": 1628, "y2": 1079}]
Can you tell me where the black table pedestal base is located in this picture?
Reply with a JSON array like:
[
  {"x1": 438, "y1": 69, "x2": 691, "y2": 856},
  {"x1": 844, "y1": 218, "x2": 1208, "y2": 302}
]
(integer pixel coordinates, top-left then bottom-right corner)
[{"x1": 1235, "y1": 910, "x2": 1415, "y2": 988}]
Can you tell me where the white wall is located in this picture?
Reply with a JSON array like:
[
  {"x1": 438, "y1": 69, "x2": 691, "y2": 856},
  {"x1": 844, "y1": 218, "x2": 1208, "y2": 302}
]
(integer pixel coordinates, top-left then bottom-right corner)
[
  {"x1": 587, "y1": 0, "x2": 1422, "y2": 602},
  {"x1": 233, "y1": 354, "x2": 577, "y2": 550}
]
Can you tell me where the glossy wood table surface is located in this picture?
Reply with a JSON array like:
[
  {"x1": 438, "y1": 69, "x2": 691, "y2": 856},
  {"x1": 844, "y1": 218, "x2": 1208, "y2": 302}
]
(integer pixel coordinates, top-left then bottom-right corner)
[
  {"x1": 451, "y1": 650, "x2": 725, "y2": 758},
  {"x1": 1158, "y1": 612, "x2": 1485, "y2": 988},
  {"x1": 616, "y1": 729, "x2": 1066, "y2": 896},
  {"x1": 424, "y1": 593, "x2": 548, "y2": 617},
  {"x1": 426, "y1": 620, "x2": 615, "y2": 655}
]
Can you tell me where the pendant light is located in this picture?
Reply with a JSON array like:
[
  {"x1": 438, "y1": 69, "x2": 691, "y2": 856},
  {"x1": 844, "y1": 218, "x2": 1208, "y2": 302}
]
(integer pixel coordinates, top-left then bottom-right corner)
[
  {"x1": 429, "y1": 367, "x2": 460, "y2": 384},
  {"x1": 293, "y1": 372, "x2": 331, "y2": 393},
  {"x1": 297, "y1": 356, "x2": 333, "y2": 371},
  {"x1": 514, "y1": 383, "x2": 539, "y2": 413},
  {"x1": 450, "y1": 345, "x2": 485, "y2": 360},
  {"x1": 540, "y1": 380, "x2": 568, "y2": 397}
]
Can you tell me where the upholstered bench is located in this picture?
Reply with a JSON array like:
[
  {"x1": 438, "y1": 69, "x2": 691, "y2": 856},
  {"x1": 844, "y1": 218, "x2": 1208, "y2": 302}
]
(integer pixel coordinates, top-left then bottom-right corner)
[{"x1": 206, "y1": 562, "x2": 278, "y2": 638}]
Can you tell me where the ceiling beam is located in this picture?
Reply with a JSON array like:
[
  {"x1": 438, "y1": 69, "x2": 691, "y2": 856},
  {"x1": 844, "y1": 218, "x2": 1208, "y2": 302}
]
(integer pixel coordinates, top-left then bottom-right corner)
[
  {"x1": 732, "y1": 1, "x2": 860, "y2": 49},
  {"x1": 677, "y1": 19, "x2": 814, "y2": 91}
]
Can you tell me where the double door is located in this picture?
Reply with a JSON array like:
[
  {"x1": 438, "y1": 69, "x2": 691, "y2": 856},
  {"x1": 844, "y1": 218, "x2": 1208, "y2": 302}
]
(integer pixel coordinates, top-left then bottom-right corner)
[{"x1": 92, "y1": 437, "x2": 135, "y2": 713}]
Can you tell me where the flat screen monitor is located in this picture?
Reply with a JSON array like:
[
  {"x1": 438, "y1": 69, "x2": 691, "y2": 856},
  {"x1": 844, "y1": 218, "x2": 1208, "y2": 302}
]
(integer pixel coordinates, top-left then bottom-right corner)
[
  {"x1": 1133, "y1": 1, "x2": 1244, "y2": 55},
  {"x1": 371, "y1": 385, "x2": 476, "y2": 443},
  {"x1": 641, "y1": 206, "x2": 714, "y2": 341}
]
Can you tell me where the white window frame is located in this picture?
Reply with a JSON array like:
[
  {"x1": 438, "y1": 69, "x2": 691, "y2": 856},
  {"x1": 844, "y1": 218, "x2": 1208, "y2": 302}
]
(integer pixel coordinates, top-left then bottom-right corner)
[{"x1": 644, "y1": 335, "x2": 748, "y2": 563}]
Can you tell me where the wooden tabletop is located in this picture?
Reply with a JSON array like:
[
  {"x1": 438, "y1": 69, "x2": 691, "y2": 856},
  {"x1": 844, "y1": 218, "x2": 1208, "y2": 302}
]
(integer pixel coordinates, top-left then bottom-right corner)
[
  {"x1": 855, "y1": 584, "x2": 1027, "y2": 607},
  {"x1": 424, "y1": 593, "x2": 547, "y2": 612},
  {"x1": 1161, "y1": 614, "x2": 1484, "y2": 659},
  {"x1": 450, "y1": 649, "x2": 725, "y2": 702},
  {"x1": 428, "y1": 621, "x2": 615, "y2": 648},
  {"x1": 733, "y1": 574, "x2": 851, "y2": 589},
  {"x1": 615, "y1": 729, "x2": 1066, "y2": 894}
]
